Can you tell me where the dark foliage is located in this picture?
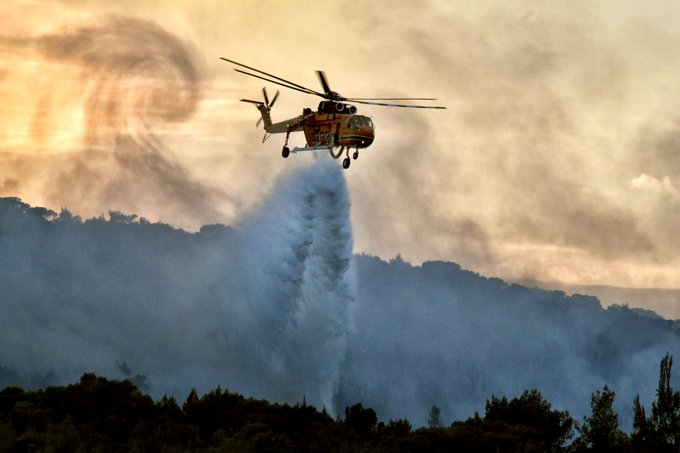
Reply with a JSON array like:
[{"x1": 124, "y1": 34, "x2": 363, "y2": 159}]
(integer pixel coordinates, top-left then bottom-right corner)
[
  {"x1": 427, "y1": 405, "x2": 441, "y2": 428},
  {"x1": 435, "y1": 389, "x2": 574, "y2": 452},
  {"x1": 572, "y1": 385, "x2": 628, "y2": 452},
  {"x1": 0, "y1": 374, "x2": 583, "y2": 452},
  {"x1": 633, "y1": 353, "x2": 680, "y2": 452},
  {"x1": 5, "y1": 357, "x2": 680, "y2": 451}
]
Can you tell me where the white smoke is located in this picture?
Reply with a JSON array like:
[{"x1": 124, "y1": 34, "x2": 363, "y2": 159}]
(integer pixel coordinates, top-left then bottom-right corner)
[{"x1": 336, "y1": 257, "x2": 680, "y2": 429}]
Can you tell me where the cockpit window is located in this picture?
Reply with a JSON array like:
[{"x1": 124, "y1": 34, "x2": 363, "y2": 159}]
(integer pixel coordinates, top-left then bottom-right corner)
[{"x1": 347, "y1": 116, "x2": 374, "y2": 128}]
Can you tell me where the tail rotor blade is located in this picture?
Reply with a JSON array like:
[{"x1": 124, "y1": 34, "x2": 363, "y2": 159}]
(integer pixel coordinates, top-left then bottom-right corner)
[
  {"x1": 270, "y1": 90, "x2": 280, "y2": 108},
  {"x1": 262, "y1": 87, "x2": 269, "y2": 107}
]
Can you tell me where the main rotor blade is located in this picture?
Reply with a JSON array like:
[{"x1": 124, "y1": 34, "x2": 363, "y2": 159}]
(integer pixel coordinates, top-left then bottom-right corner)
[
  {"x1": 262, "y1": 87, "x2": 269, "y2": 106},
  {"x1": 316, "y1": 70, "x2": 332, "y2": 96},
  {"x1": 346, "y1": 97, "x2": 439, "y2": 101},
  {"x1": 221, "y1": 57, "x2": 323, "y2": 97},
  {"x1": 233, "y1": 69, "x2": 322, "y2": 97},
  {"x1": 351, "y1": 99, "x2": 447, "y2": 109},
  {"x1": 270, "y1": 90, "x2": 280, "y2": 108},
  {"x1": 223, "y1": 57, "x2": 446, "y2": 108}
]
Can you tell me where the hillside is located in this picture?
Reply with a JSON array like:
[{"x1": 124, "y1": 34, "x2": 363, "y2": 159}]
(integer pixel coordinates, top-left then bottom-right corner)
[{"x1": 1, "y1": 189, "x2": 680, "y2": 430}]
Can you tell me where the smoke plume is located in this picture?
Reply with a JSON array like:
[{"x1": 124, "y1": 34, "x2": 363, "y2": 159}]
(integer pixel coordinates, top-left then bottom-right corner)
[{"x1": 1, "y1": 14, "x2": 227, "y2": 226}]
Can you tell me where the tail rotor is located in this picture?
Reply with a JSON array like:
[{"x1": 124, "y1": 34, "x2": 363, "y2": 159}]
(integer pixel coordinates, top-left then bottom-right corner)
[{"x1": 255, "y1": 87, "x2": 279, "y2": 127}]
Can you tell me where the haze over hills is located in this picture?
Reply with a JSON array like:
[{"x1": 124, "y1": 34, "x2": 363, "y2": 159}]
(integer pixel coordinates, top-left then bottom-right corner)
[
  {"x1": 512, "y1": 279, "x2": 680, "y2": 320},
  {"x1": 1, "y1": 161, "x2": 679, "y2": 431}
]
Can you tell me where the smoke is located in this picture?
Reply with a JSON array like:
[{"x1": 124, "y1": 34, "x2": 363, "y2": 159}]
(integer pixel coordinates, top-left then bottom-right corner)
[
  {"x1": 36, "y1": 15, "x2": 199, "y2": 142},
  {"x1": 336, "y1": 257, "x2": 680, "y2": 429},
  {"x1": 336, "y1": 2, "x2": 680, "y2": 287},
  {"x1": 1, "y1": 14, "x2": 228, "y2": 226}
]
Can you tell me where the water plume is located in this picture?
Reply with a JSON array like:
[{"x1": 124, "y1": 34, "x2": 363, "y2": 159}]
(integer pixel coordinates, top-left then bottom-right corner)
[
  {"x1": 0, "y1": 159, "x2": 355, "y2": 414},
  {"x1": 236, "y1": 159, "x2": 355, "y2": 412}
]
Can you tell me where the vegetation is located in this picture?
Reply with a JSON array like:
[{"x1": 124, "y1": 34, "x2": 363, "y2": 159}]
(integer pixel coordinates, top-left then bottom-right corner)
[
  {"x1": 632, "y1": 353, "x2": 680, "y2": 452},
  {"x1": 572, "y1": 385, "x2": 627, "y2": 452},
  {"x1": 1, "y1": 355, "x2": 680, "y2": 451},
  {"x1": 427, "y1": 404, "x2": 441, "y2": 428}
]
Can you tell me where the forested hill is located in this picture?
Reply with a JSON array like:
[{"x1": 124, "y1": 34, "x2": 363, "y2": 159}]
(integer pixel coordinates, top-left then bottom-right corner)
[
  {"x1": 1, "y1": 196, "x2": 680, "y2": 430},
  {"x1": 341, "y1": 254, "x2": 680, "y2": 429}
]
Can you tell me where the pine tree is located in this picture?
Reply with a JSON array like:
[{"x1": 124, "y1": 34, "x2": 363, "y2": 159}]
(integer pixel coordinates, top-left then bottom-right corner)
[
  {"x1": 632, "y1": 353, "x2": 680, "y2": 451},
  {"x1": 651, "y1": 354, "x2": 680, "y2": 446},
  {"x1": 428, "y1": 405, "x2": 442, "y2": 428},
  {"x1": 574, "y1": 385, "x2": 627, "y2": 451}
]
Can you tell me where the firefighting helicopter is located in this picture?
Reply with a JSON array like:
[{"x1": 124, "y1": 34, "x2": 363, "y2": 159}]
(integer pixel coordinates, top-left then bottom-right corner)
[{"x1": 221, "y1": 57, "x2": 446, "y2": 169}]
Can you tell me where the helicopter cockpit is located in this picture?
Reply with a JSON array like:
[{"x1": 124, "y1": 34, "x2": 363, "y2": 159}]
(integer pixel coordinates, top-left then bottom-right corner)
[{"x1": 347, "y1": 115, "x2": 374, "y2": 130}]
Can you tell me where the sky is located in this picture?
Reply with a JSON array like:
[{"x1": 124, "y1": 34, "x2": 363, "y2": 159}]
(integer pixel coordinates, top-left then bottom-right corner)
[{"x1": 2, "y1": 0, "x2": 680, "y2": 292}]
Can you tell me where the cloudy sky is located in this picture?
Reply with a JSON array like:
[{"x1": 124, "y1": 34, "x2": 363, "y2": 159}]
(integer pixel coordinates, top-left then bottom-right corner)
[{"x1": 2, "y1": 0, "x2": 680, "y2": 291}]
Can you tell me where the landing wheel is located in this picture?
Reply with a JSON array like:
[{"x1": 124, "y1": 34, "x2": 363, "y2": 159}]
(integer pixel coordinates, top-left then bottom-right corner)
[
  {"x1": 342, "y1": 157, "x2": 351, "y2": 169},
  {"x1": 353, "y1": 151, "x2": 359, "y2": 160},
  {"x1": 282, "y1": 146, "x2": 290, "y2": 158}
]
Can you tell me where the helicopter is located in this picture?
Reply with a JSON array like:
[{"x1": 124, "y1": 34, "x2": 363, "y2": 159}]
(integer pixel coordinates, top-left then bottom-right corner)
[{"x1": 221, "y1": 57, "x2": 445, "y2": 169}]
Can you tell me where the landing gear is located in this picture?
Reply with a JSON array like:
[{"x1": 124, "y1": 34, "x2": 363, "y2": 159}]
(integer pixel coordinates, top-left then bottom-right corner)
[
  {"x1": 282, "y1": 129, "x2": 291, "y2": 158},
  {"x1": 340, "y1": 147, "x2": 359, "y2": 169},
  {"x1": 330, "y1": 146, "x2": 344, "y2": 159},
  {"x1": 342, "y1": 147, "x2": 353, "y2": 170}
]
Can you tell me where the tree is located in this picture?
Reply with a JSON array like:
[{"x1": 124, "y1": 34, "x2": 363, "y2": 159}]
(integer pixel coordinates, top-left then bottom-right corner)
[
  {"x1": 386, "y1": 418, "x2": 412, "y2": 436},
  {"x1": 428, "y1": 405, "x2": 442, "y2": 428},
  {"x1": 652, "y1": 354, "x2": 680, "y2": 445},
  {"x1": 108, "y1": 211, "x2": 138, "y2": 224},
  {"x1": 345, "y1": 403, "x2": 377, "y2": 437},
  {"x1": 485, "y1": 389, "x2": 574, "y2": 450},
  {"x1": 573, "y1": 385, "x2": 627, "y2": 451},
  {"x1": 633, "y1": 394, "x2": 653, "y2": 450},
  {"x1": 633, "y1": 353, "x2": 680, "y2": 451}
]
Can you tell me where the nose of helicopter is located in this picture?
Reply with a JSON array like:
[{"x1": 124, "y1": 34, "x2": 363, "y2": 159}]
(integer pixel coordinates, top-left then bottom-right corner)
[{"x1": 359, "y1": 116, "x2": 375, "y2": 146}]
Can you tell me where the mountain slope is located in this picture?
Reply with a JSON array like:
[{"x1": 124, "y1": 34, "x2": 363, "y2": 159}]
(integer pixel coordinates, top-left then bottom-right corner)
[{"x1": 1, "y1": 183, "x2": 679, "y2": 429}]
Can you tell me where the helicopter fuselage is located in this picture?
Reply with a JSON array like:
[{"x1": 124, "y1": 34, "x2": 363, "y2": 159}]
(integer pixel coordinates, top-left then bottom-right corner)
[
  {"x1": 267, "y1": 101, "x2": 375, "y2": 150},
  {"x1": 303, "y1": 111, "x2": 374, "y2": 150}
]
